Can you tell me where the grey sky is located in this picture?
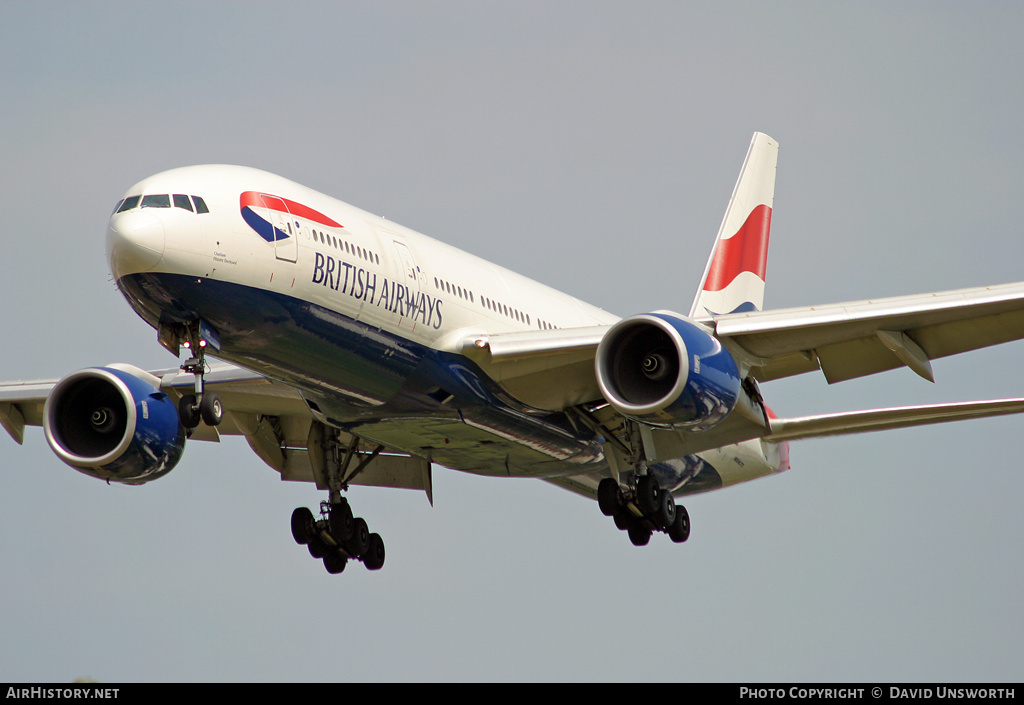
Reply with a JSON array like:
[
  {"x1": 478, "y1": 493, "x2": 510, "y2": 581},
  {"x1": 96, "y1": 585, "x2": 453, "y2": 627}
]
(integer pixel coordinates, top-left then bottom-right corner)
[{"x1": 1, "y1": 1, "x2": 1022, "y2": 682}]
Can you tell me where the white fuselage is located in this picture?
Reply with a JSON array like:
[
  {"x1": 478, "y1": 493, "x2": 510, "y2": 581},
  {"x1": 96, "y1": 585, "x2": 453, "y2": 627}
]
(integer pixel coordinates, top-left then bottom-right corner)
[{"x1": 107, "y1": 165, "x2": 785, "y2": 496}]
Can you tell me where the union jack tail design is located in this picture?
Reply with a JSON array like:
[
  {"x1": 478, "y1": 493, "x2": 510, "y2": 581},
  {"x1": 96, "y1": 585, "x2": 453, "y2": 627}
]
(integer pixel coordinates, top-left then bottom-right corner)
[{"x1": 689, "y1": 132, "x2": 778, "y2": 317}]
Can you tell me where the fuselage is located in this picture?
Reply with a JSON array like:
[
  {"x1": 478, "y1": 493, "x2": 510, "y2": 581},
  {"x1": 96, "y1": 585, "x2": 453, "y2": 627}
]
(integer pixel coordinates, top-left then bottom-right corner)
[{"x1": 106, "y1": 165, "x2": 785, "y2": 495}]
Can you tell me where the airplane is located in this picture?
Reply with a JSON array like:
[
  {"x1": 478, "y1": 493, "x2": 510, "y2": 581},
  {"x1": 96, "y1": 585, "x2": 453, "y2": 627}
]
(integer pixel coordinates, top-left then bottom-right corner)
[{"x1": 5, "y1": 131, "x2": 1024, "y2": 576}]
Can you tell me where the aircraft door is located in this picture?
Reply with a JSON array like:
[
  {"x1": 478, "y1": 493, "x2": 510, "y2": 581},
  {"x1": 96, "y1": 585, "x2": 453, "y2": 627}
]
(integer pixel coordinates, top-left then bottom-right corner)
[
  {"x1": 392, "y1": 240, "x2": 423, "y2": 291},
  {"x1": 259, "y1": 195, "x2": 298, "y2": 263}
]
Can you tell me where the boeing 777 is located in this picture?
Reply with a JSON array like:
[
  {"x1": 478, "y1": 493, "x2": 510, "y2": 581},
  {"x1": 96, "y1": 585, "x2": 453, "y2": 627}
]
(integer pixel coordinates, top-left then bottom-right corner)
[{"x1": 5, "y1": 132, "x2": 1024, "y2": 575}]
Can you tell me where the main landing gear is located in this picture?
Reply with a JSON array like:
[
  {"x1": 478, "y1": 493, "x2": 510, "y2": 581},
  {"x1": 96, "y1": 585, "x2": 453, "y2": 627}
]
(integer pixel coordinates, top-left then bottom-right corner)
[
  {"x1": 290, "y1": 500, "x2": 385, "y2": 574},
  {"x1": 290, "y1": 433, "x2": 387, "y2": 575},
  {"x1": 288, "y1": 502, "x2": 385, "y2": 573},
  {"x1": 598, "y1": 476, "x2": 690, "y2": 546}
]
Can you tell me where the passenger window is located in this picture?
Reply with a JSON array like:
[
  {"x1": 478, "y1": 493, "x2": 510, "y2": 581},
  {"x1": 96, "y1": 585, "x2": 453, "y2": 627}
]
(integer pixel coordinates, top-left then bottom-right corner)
[
  {"x1": 173, "y1": 194, "x2": 193, "y2": 211},
  {"x1": 141, "y1": 194, "x2": 171, "y2": 208},
  {"x1": 192, "y1": 196, "x2": 209, "y2": 214}
]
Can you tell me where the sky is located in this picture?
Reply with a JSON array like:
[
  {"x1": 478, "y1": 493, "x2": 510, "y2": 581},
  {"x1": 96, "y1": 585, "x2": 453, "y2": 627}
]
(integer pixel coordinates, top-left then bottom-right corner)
[{"x1": 1, "y1": 0, "x2": 1023, "y2": 683}]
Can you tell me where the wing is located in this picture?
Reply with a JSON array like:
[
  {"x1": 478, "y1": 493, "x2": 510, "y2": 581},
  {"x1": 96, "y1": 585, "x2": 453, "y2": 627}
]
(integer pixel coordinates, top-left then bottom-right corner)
[
  {"x1": 0, "y1": 363, "x2": 433, "y2": 498},
  {"x1": 460, "y1": 278, "x2": 1024, "y2": 414},
  {"x1": 451, "y1": 278, "x2": 1024, "y2": 466},
  {"x1": 705, "y1": 280, "x2": 1024, "y2": 383}
]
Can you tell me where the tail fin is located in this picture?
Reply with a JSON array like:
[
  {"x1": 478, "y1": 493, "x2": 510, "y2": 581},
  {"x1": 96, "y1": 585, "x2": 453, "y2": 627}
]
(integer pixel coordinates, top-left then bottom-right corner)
[{"x1": 689, "y1": 132, "x2": 778, "y2": 317}]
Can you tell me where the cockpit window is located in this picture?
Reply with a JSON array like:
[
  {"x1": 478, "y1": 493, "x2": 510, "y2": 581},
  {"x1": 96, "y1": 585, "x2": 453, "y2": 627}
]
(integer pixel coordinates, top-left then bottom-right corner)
[
  {"x1": 141, "y1": 194, "x2": 171, "y2": 208},
  {"x1": 116, "y1": 195, "x2": 141, "y2": 213},
  {"x1": 113, "y1": 193, "x2": 207, "y2": 214}
]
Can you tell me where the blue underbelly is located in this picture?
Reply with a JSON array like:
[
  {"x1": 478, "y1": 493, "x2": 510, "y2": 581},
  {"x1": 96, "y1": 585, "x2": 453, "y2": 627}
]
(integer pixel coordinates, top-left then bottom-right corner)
[{"x1": 117, "y1": 272, "x2": 608, "y2": 477}]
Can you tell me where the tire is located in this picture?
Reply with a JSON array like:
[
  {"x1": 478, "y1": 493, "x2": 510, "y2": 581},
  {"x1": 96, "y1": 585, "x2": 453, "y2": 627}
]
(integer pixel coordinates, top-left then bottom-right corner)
[
  {"x1": 627, "y1": 523, "x2": 651, "y2": 547},
  {"x1": 597, "y1": 478, "x2": 620, "y2": 516},
  {"x1": 668, "y1": 505, "x2": 690, "y2": 543},
  {"x1": 328, "y1": 500, "x2": 354, "y2": 542},
  {"x1": 613, "y1": 509, "x2": 632, "y2": 531},
  {"x1": 364, "y1": 533, "x2": 385, "y2": 571},
  {"x1": 636, "y1": 475, "x2": 660, "y2": 515},
  {"x1": 346, "y1": 517, "x2": 370, "y2": 558},
  {"x1": 323, "y1": 551, "x2": 347, "y2": 574},
  {"x1": 178, "y1": 394, "x2": 200, "y2": 429},
  {"x1": 199, "y1": 392, "x2": 224, "y2": 426},
  {"x1": 654, "y1": 490, "x2": 676, "y2": 530},
  {"x1": 308, "y1": 536, "x2": 329, "y2": 559},
  {"x1": 290, "y1": 507, "x2": 316, "y2": 545}
]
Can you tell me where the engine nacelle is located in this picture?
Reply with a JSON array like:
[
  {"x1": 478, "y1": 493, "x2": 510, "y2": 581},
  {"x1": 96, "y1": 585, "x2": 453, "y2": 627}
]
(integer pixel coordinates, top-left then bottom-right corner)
[
  {"x1": 43, "y1": 366, "x2": 186, "y2": 484},
  {"x1": 595, "y1": 312, "x2": 741, "y2": 429}
]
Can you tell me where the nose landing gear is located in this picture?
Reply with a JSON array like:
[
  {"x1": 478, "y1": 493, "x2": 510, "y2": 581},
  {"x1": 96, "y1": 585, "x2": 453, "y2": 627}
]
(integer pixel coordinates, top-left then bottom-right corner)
[{"x1": 169, "y1": 320, "x2": 223, "y2": 430}]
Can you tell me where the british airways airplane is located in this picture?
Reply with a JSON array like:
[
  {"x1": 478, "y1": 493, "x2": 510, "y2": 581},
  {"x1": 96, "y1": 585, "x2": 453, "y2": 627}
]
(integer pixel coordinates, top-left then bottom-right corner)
[{"x1": 5, "y1": 132, "x2": 1024, "y2": 575}]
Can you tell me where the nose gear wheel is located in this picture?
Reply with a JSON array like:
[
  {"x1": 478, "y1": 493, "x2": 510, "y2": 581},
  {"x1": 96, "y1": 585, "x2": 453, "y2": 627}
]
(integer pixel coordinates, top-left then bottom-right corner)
[{"x1": 171, "y1": 320, "x2": 223, "y2": 431}]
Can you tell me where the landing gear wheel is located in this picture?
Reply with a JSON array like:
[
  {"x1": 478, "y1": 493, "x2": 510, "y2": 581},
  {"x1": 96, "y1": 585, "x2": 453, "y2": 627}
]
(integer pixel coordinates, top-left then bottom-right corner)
[
  {"x1": 178, "y1": 394, "x2": 200, "y2": 429},
  {"x1": 627, "y1": 523, "x2": 652, "y2": 546},
  {"x1": 668, "y1": 505, "x2": 690, "y2": 543},
  {"x1": 636, "y1": 475, "x2": 660, "y2": 515},
  {"x1": 346, "y1": 517, "x2": 370, "y2": 558},
  {"x1": 364, "y1": 533, "x2": 385, "y2": 570},
  {"x1": 323, "y1": 551, "x2": 347, "y2": 574},
  {"x1": 199, "y1": 392, "x2": 223, "y2": 426},
  {"x1": 654, "y1": 490, "x2": 676, "y2": 530},
  {"x1": 598, "y1": 478, "x2": 621, "y2": 516},
  {"x1": 613, "y1": 509, "x2": 632, "y2": 531},
  {"x1": 308, "y1": 536, "x2": 329, "y2": 559},
  {"x1": 328, "y1": 499, "x2": 354, "y2": 542},
  {"x1": 290, "y1": 507, "x2": 316, "y2": 545}
]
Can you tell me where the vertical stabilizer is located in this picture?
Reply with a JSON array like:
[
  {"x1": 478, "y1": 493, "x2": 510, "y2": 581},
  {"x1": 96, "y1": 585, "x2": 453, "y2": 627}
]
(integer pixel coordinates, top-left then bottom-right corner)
[{"x1": 689, "y1": 132, "x2": 778, "y2": 317}]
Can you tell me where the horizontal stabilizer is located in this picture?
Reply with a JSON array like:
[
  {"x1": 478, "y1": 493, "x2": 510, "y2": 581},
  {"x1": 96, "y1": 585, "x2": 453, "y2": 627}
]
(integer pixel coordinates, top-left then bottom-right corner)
[{"x1": 765, "y1": 397, "x2": 1024, "y2": 442}]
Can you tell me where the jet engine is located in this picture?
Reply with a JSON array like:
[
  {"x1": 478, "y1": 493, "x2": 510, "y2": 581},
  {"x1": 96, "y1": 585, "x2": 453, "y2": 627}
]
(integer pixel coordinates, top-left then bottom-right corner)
[
  {"x1": 43, "y1": 366, "x2": 186, "y2": 484},
  {"x1": 595, "y1": 313, "x2": 741, "y2": 429}
]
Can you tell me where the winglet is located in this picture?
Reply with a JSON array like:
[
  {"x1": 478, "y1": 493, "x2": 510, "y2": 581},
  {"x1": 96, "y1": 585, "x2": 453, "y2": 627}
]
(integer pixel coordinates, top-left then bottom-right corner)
[{"x1": 690, "y1": 132, "x2": 778, "y2": 317}]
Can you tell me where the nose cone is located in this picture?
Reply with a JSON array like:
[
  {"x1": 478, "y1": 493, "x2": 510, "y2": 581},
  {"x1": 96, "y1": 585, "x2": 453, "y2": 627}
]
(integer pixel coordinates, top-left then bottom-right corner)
[{"x1": 107, "y1": 210, "x2": 165, "y2": 279}]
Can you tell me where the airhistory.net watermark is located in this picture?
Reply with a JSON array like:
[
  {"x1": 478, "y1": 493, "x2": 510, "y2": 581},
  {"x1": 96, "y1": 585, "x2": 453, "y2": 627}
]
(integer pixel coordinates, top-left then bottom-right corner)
[{"x1": 6, "y1": 688, "x2": 119, "y2": 699}]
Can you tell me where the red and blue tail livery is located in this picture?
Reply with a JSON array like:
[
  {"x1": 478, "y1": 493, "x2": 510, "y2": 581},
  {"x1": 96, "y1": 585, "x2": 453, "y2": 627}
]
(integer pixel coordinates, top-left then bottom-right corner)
[{"x1": 691, "y1": 132, "x2": 777, "y2": 317}]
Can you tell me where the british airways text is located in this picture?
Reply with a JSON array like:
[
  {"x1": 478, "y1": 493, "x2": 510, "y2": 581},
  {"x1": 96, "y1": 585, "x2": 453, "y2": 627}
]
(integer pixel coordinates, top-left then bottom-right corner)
[{"x1": 312, "y1": 252, "x2": 443, "y2": 329}]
